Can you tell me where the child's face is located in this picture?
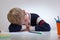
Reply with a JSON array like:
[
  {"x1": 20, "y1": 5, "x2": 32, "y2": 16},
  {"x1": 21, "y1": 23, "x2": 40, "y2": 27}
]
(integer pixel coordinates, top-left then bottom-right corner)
[
  {"x1": 16, "y1": 9, "x2": 30, "y2": 25},
  {"x1": 14, "y1": 9, "x2": 26, "y2": 25},
  {"x1": 22, "y1": 10, "x2": 30, "y2": 25}
]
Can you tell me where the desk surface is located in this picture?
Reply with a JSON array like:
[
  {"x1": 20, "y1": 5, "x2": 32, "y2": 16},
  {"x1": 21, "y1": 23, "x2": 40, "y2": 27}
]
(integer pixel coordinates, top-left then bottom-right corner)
[{"x1": 0, "y1": 30, "x2": 60, "y2": 40}]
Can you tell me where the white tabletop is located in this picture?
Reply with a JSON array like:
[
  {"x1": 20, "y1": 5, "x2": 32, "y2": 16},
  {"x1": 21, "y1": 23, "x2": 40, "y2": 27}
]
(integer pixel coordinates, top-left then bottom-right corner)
[{"x1": 0, "y1": 30, "x2": 60, "y2": 40}]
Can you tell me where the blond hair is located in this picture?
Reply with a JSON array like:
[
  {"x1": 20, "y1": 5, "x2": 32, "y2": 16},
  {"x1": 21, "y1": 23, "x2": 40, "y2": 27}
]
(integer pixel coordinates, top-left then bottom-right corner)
[{"x1": 7, "y1": 8, "x2": 25, "y2": 25}]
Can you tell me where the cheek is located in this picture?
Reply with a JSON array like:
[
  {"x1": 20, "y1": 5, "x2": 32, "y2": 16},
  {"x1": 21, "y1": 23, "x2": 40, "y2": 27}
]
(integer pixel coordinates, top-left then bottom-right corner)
[
  {"x1": 21, "y1": 19, "x2": 25, "y2": 24},
  {"x1": 25, "y1": 15, "x2": 27, "y2": 20},
  {"x1": 25, "y1": 15, "x2": 30, "y2": 22}
]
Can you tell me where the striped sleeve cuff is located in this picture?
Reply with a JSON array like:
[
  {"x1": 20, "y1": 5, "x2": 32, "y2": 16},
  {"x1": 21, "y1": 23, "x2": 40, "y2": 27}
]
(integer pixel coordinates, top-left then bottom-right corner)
[{"x1": 36, "y1": 17, "x2": 42, "y2": 24}]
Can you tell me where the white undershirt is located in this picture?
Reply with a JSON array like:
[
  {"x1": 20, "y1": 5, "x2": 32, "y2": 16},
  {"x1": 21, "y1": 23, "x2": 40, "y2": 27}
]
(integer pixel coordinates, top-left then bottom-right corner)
[{"x1": 21, "y1": 25, "x2": 35, "y2": 31}]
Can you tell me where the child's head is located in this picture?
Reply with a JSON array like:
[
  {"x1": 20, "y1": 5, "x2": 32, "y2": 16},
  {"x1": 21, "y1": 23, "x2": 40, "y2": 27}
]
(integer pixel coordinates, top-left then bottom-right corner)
[{"x1": 7, "y1": 8, "x2": 26, "y2": 25}]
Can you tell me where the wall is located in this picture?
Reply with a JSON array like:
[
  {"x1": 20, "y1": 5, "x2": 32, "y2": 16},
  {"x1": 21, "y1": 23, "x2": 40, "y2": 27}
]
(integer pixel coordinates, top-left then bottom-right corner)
[{"x1": 0, "y1": 0, "x2": 60, "y2": 32}]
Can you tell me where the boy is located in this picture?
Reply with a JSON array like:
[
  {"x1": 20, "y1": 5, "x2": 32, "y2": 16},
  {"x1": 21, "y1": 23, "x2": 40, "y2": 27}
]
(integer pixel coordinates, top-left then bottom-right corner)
[{"x1": 7, "y1": 8, "x2": 51, "y2": 32}]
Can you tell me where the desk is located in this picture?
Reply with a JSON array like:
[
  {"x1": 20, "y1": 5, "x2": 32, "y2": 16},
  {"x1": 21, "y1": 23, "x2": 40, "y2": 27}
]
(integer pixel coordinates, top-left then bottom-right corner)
[{"x1": 0, "y1": 30, "x2": 60, "y2": 40}]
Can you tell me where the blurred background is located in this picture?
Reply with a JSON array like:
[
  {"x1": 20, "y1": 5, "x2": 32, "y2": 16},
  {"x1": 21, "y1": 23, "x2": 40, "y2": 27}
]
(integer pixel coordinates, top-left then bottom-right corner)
[{"x1": 0, "y1": 0, "x2": 60, "y2": 32}]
